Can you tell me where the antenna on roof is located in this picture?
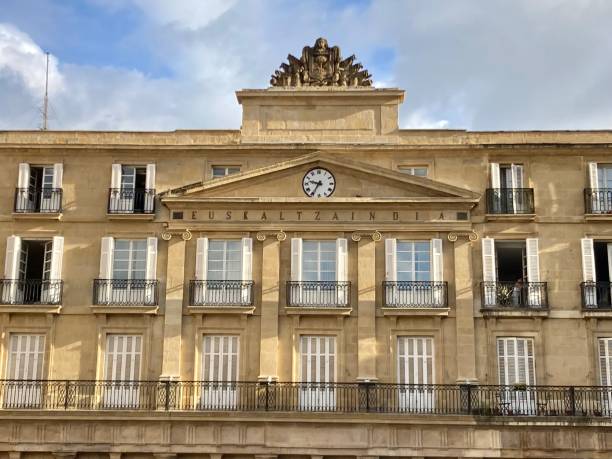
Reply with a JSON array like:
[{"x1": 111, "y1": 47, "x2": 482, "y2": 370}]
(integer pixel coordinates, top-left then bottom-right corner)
[{"x1": 41, "y1": 52, "x2": 50, "y2": 131}]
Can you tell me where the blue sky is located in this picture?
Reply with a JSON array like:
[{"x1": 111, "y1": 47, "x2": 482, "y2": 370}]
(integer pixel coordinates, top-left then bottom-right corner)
[{"x1": 1, "y1": 0, "x2": 611, "y2": 131}]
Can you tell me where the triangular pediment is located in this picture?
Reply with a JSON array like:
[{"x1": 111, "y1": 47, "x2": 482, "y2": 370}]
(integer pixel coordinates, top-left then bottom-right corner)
[{"x1": 160, "y1": 153, "x2": 479, "y2": 204}]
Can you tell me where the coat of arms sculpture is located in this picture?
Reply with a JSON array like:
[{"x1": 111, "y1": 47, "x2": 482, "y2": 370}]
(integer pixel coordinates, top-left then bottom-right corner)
[{"x1": 270, "y1": 38, "x2": 373, "y2": 88}]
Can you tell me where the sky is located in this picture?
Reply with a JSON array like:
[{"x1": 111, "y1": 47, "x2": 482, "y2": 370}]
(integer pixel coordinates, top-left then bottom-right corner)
[{"x1": 0, "y1": 0, "x2": 611, "y2": 132}]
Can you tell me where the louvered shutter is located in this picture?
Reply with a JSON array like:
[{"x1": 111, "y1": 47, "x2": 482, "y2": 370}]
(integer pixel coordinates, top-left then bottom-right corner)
[
  {"x1": 194, "y1": 238, "x2": 208, "y2": 304},
  {"x1": 599, "y1": 338, "x2": 612, "y2": 387},
  {"x1": 291, "y1": 238, "x2": 303, "y2": 282},
  {"x1": 336, "y1": 238, "x2": 348, "y2": 305},
  {"x1": 241, "y1": 238, "x2": 253, "y2": 304},
  {"x1": 111, "y1": 164, "x2": 122, "y2": 189},
  {"x1": 581, "y1": 238, "x2": 597, "y2": 307},
  {"x1": 52, "y1": 163, "x2": 63, "y2": 189},
  {"x1": 497, "y1": 337, "x2": 536, "y2": 386},
  {"x1": 385, "y1": 238, "x2": 397, "y2": 282},
  {"x1": 97, "y1": 237, "x2": 114, "y2": 304},
  {"x1": 109, "y1": 164, "x2": 122, "y2": 212},
  {"x1": 525, "y1": 238, "x2": 541, "y2": 306},
  {"x1": 511, "y1": 164, "x2": 524, "y2": 188},
  {"x1": 49, "y1": 236, "x2": 64, "y2": 280},
  {"x1": 145, "y1": 237, "x2": 157, "y2": 280},
  {"x1": 144, "y1": 164, "x2": 156, "y2": 212},
  {"x1": 490, "y1": 163, "x2": 501, "y2": 188},
  {"x1": 201, "y1": 335, "x2": 240, "y2": 409},
  {"x1": 431, "y1": 239, "x2": 444, "y2": 306},
  {"x1": 589, "y1": 162, "x2": 599, "y2": 190},
  {"x1": 3, "y1": 236, "x2": 21, "y2": 304},
  {"x1": 17, "y1": 163, "x2": 30, "y2": 189},
  {"x1": 481, "y1": 237, "x2": 496, "y2": 306}
]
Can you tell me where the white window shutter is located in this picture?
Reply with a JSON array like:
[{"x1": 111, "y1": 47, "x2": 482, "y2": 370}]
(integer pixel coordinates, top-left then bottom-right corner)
[
  {"x1": 291, "y1": 238, "x2": 303, "y2": 282},
  {"x1": 525, "y1": 238, "x2": 540, "y2": 282},
  {"x1": 385, "y1": 238, "x2": 397, "y2": 282},
  {"x1": 99, "y1": 237, "x2": 114, "y2": 278},
  {"x1": 490, "y1": 163, "x2": 501, "y2": 189},
  {"x1": 52, "y1": 163, "x2": 63, "y2": 189},
  {"x1": 4, "y1": 236, "x2": 21, "y2": 279},
  {"x1": 195, "y1": 238, "x2": 209, "y2": 281},
  {"x1": 17, "y1": 163, "x2": 30, "y2": 189},
  {"x1": 599, "y1": 338, "x2": 612, "y2": 387},
  {"x1": 581, "y1": 238, "x2": 596, "y2": 282},
  {"x1": 481, "y1": 238, "x2": 496, "y2": 282},
  {"x1": 146, "y1": 237, "x2": 157, "y2": 280},
  {"x1": 111, "y1": 164, "x2": 122, "y2": 189},
  {"x1": 145, "y1": 164, "x2": 156, "y2": 190},
  {"x1": 431, "y1": 239, "x2": 443, "y2": 282},
  {"x1": 336, "y1": 238, "x2": 348, "y2": 282},
  {"x1": 589, "y1": 162, "x2": 599, "y2": 189},
  {"x1": 511, "y1": 164, "x2": 524, "y2": 189},
  {"x1": 50, "y1": 236, "x2": 64, "y2": 280},
  {"x1": 241, "y1": 238, "x2": 253, "y2": 281}
]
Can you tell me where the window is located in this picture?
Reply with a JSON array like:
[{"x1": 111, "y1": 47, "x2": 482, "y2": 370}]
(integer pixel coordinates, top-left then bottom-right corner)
[
  {"x1": 597, "y1": 165, "x2": 612, "y2": 189},
  {"x1": 397, "y1": 336, "x2": 434, "y2": 411},
  {"x1": 481, "y1": 238, "x2": 543, "y2": 308},
  {"x1": 212, "y1": 166, "x2": 240, "y2": 178},
  {"x1": 4, "y1": 334, "x2": 45, "y2": 408},
  {"x1": 396, "y1": 241, "x2": 431, "y2": 281},
  {"x1": 599, "y1": 338, "x2": 612, "y2": 386},
  {"x1": 398, "y1": 166, "x2": 428, "y2": 177},
  {"x1": 104, "y1": 334, "x2": 142, "y2": 408},
  {"x1": 200, "y1": 335, "x2": 239, "y2": 409},
  {"x1": 581, "y1": 238, "x2": 612, "y2": 308},
  {"x1": 490, "y1": 163, "x2": 524, "y2": 189},
  {"x1": 302, "y1": 241, "x2": 337, "y2": 282},
  {"x1": 207, "y1": 240, "x2": 242, "y2": 280},
  {"x1": 300, "y1": 335, "x2": 336, "y2": 410},
  {"x1": 1, "y1": 236, "x2": 63, "y2": 305},
  {"x1": 15, "y1": 163, "x2": 63, "y2": 213},
  {"x1": 113, "y1": 240, "x2": 147, "y2": 280},
  {"x1": 497, "y1": 337, "x2": 537, "y2": 414},
  {"x1": 109, "y1": 164, "x2": 155, "y2": 214}
]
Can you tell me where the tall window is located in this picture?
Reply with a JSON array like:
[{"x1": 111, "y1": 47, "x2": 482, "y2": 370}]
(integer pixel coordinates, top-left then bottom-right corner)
[
  {"x1": 397, "y1": 336, "x2": 434, "y2": 385},
  {"x1": 4, "y1": 334, "x2": 45, "y2": 408},
  {"x1": 598, "y1": 165, "x2": 612, "y2": 189},
  {"x1": 599, "y1": 338, "x2": 612, "y2": 387},
  {"x1": 109, "y1": 164, "x2": 155, "y2": 214},
  {"x1": 497, "y1": 337, "x2": 535, "y2": 386},
  {"x1": 302, "y1": 241, "x2": 336, "y2": 282},
  {"x1": 103, "y1": 334, "x2": 142, "y2": 409},
  {"x1": 396, "y1": 241, "x2": 431, "y2": 281},
  {"x1": 207, "y1": 240, "x2": 242, "y2": 280},
  {"x1": 398, "y1": 166, "x2": 427, "y2": 177},
  {"x1": 212, "y1": 166, "x2": 240, "y2": 178},
  {"x1": 112, "y1": 240, "x2": 147, "y2": 280}
]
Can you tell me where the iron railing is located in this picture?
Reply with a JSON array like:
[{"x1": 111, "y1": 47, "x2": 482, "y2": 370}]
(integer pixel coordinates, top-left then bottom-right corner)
[
  {"x1": 107, "y1": 188, "x2": 155, "y2": 214},
  {"x1": 383, "y1": 281, "x2": 448, "y2": 308},
  {"x1": 0, "y1": 380, "x2": 611, "y2": 417},
  {"x1": 481, "y1": 281, "x2": 548, "y2": 309},
  {"x1": 585, "y1": 188, "x2": 612, "y2": 214},
  {"x1": 14, "y1": 188, "x2": 62, "y2": 213},
  {"x1": 0, "y1": 279, "x2": 63, "y2": 305},
  {"x1": 92, "y1": 279, "x2": 159, "y2": 306},
  {"x1": 189, "y1": 280, "x2": 254, "y2": 306},
  {"x1": 486, "y1": 188, "x2": 534, "y2": 214},
  {"x1": 286, "y1": 281, "x2": 350, "y2": 307},
  {"x1": 581, "y1": 282, "x2": 612, "y2": 309}
]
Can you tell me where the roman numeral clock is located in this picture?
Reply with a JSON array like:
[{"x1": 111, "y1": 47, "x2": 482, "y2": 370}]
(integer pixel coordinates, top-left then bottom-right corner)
[{"x1": 302, "y1": 167, "x2": 336, "y2": 197}]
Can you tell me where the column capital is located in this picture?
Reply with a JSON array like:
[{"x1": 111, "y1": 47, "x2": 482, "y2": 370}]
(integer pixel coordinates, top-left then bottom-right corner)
[
  {"x1": 351, "y1": 230, "x2": 382, "y2": 242},
  {"x1": 161, "y1": 228, "x2": 192, "y2": 241},
  {"x1": 256, "y1": 230, "x2": 286, "y2": 242},
  {"x1": 448, "y1": 230, "x2": 478, "y2": 242}
]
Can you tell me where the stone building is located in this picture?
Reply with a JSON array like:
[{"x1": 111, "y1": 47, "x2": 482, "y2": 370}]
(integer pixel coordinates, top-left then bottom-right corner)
[{"x1": 0, "y1": 39, "x2": 611, "y2": 458}]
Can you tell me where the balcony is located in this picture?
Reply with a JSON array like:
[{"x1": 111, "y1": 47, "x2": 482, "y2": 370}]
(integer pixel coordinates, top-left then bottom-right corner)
[
  {"x1": 0, "y1": 380, "x2": 608, "y2": 417},
  {"x1": 481, "y1": 281, "x2": 548, "y2": 310},
  {"x1": 486, "y1": 188, "x2": 534, "y2": 215},
  {"x1": 0, "y1": 279, "x2": 63, "y2": 305},
  {"x1": 107, "y1": 188, "x2": 155, "y2": 214},
  {"x1": 286, "y1": 281, "x2": 350, "y2": 308},
  {"x1": 585, "y1": 188, "x2": 612, "y2": 214},
  {"x1": 93, "y1": 279, "x2": 159, "y2": 306},
  {"x1": 581, "y1": 282, "x2": 612, "y2": 310},
  {"x1": 383, "y1": 281, "x2": 447, "y2": 308},
  {"x1": 189, "y1": 280, "x2": 254, "y2": 306},
  {"x1": 14, "y1": 188, "x2": 62, "y2": 213}
]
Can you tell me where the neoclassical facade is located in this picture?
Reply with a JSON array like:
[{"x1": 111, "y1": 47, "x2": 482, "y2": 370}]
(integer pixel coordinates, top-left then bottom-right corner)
[{"x1": 0, "y1": 40, "x2": 612, "y2": 458}]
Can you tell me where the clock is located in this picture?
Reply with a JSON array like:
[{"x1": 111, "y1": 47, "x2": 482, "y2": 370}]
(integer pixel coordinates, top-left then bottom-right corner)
[{"x1": 302, "y1": 167, "x2": 336, "y2": 197}]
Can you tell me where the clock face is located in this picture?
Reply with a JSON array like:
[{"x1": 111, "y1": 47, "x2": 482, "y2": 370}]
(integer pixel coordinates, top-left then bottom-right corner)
[{"x1": 302, "y1": 168, "x2": 336, "y2": 197}]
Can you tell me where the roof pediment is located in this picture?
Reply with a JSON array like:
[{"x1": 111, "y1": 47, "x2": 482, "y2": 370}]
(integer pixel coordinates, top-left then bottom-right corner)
[{"x1": 161, "y1": 153, "x2": 479, "y2": 207}]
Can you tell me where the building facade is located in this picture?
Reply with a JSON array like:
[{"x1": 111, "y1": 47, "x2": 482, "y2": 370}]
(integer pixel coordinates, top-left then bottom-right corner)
[{"x1": 0, "y1": 40, "x2": 612, "y2": 458}]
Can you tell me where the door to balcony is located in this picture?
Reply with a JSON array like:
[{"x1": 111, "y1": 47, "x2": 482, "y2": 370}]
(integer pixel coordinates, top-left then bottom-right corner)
[
  {"x1": 4, "y1": 334, "x2": 45, "y2": 409},
  {"x1": 201, "y1": 335, "x2": 239, "y2": 409},
  {"x1": 397, "y1": 336, "x2": 435, "y2": 412},
  {"x1": 300, "y1": 336, "x2": 336, "y2": 411},
  {"x1": 103, "y1": 335, "x2": 142, "y2": 409}
]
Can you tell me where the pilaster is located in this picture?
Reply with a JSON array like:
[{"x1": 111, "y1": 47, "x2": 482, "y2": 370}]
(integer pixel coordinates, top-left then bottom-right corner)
[
  {"x1": 450, "y1": 231, "x2": 478, "y2": 383},
  {"x1": 258, "y1": 232, "x2": 282, "y2": 380},
  {"x1": 355, "y1": 231, "x2": 379, "y2": 381},
  {"x1": 160, "y1": 232, "x2": 188, "y2": 379}
]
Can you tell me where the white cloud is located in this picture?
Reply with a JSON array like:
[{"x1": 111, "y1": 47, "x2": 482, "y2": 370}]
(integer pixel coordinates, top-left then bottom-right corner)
[{"x1": 402, "y1": 112, "x2": 449, "y2": 130}]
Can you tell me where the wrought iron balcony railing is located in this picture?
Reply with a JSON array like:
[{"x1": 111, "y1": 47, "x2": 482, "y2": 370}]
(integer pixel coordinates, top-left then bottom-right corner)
[
  {"x1": 383, "y1": 281, "x2": 448, "y2": 308},
  {"x1": 189, "y1": 280, "x2": 254, "y2": 306},
  {"x1": 92, "y1": 279, "x2": 159, "y2": 306},
  {"x1": 107, "y1": 188, "x2": 155, "y2": 214},
  {"x1": 14, "y1": 188, "x2": 62, "y2": 213},
  {"x1": 486, "y1": 188, "x2": 534, "y2": 214},
  {"x1": 286, "y1": 281, "x2": 350, "y2": 307},
  {"x1": 585, "y1": 188, "x2": 612, "y2": 214},
  {"x1": 581, "y1": 282, "x2": 612, "y2": 309},
  {"x1": 481, "y1": 281, "x2": 548, "y2": 309},
  {"x1": 0, "y1": 380, "x2": 610, "y2": 417},
  {"x1": 0, "y1": 279, "x2": 63, "y2": 305}
]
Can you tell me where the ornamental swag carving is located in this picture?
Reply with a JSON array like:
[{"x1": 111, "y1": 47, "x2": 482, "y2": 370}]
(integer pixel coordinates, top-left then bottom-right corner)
[{"x1": 270, "y1": 37, "x2": 373, "y2": 87}]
